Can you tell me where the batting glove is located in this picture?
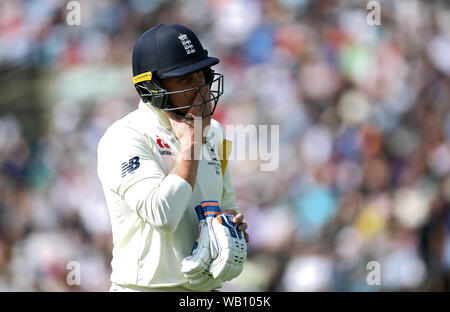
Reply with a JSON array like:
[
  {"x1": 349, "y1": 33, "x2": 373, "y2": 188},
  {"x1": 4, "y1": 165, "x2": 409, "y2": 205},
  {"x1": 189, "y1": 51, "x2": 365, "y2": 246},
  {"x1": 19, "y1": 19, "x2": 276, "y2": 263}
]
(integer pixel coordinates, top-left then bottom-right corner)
[
  {"x1": 181, "y1": 205, "x2": 221, "y2": 291},
  {"x1": 202, "y1": 201, "x2": 247, "y2": 283}
]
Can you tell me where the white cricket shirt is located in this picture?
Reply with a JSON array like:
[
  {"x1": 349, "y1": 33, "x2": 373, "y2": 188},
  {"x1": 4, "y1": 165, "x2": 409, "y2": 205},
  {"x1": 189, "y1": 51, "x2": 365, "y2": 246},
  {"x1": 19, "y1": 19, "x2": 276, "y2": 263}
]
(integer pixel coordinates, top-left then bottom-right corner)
[{"x1": 97, "y1": 100, "x2": 238, "y2": 291}]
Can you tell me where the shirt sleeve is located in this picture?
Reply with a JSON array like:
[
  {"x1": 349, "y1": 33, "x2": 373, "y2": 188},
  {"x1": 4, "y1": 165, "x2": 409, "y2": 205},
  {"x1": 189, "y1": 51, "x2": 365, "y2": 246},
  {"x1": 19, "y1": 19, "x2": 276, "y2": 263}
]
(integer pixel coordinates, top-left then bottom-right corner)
[{"x1": 97, "y1": 126, "x2": 192, "y2": 234}]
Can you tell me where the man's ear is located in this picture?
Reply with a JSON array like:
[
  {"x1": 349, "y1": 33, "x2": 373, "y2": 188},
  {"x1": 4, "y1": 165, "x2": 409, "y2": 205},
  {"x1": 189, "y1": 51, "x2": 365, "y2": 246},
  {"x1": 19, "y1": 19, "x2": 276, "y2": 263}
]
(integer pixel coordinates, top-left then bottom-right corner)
[{"x1": 203, "y1": 68, "x2": 214, "y2": 84}]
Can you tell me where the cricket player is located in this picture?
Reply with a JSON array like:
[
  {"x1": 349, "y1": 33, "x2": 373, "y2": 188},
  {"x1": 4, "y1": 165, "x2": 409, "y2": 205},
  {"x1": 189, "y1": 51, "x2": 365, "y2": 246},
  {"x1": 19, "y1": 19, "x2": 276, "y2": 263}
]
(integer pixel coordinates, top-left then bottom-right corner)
[{"x1": 97, "y1": 24, "x2": 249, "y2": 292}]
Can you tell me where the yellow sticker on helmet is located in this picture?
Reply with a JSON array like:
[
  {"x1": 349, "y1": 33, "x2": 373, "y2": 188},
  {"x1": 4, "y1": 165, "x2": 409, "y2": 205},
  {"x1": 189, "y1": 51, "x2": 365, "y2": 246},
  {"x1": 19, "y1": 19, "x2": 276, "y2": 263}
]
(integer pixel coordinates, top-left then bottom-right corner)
[{"x1": 132, "y1": 71, "x2": 152, "y2": 84}]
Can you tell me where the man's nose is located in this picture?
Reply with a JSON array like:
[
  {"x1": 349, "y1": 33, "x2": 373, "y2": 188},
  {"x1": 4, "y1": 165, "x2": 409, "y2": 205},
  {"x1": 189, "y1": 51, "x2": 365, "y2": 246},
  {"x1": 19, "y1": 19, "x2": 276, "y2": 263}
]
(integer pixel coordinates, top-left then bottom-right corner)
[{"x1": 190, "y1": 72, "x2": 209, "y2": 99}]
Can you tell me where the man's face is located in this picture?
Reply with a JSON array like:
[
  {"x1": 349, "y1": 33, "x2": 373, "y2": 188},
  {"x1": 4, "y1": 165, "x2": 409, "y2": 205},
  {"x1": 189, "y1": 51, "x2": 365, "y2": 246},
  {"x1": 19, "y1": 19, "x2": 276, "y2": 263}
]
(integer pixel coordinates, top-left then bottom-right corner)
[{"x1": 161, "y1": 70, "x2": 212, "y2": 117}]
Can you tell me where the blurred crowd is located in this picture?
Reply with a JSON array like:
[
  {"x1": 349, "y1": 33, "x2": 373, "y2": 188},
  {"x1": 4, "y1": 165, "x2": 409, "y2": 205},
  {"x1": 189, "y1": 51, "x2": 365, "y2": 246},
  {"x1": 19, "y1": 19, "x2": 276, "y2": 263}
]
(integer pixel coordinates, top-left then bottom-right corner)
[{"x1": 1, "y1": 0, "x2": 450, "y2": 291}]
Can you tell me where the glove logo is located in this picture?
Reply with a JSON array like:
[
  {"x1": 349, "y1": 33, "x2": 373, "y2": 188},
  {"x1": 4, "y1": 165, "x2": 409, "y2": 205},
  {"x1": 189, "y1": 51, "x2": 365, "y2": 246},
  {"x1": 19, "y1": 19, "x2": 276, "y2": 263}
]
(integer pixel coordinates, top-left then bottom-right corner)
[
  {"x1": 121, "y1": 156, "x2": 140, "y2": 178},
  {"x1": 217, "y1": 215, "x2": 242, "y2": 240}
]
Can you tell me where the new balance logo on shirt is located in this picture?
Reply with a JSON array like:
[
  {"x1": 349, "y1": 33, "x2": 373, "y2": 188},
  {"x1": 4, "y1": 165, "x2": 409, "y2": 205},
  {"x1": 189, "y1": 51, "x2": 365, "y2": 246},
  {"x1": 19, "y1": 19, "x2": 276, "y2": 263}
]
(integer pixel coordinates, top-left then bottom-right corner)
[{"x1": 121, "y1": 156, "x2": 140, "y2": 178}]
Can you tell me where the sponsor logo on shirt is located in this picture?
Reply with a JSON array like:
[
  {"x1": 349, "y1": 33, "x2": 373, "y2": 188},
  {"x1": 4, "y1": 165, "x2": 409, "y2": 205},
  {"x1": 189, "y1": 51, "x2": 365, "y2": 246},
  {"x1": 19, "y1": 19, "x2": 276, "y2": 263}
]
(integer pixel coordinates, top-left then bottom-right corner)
[
  {"x1": 205, "y1": 141, "x2": 221, "y2": 175},
  {"x1": 156, "y1": 135, "x2": 173, "y2": 156},
  {"x1": 121, "y1": 156, "x2": 140, "y2": 178},
  {"x1": 205, "y1": 141, "x2": 219, "y2": 161}
]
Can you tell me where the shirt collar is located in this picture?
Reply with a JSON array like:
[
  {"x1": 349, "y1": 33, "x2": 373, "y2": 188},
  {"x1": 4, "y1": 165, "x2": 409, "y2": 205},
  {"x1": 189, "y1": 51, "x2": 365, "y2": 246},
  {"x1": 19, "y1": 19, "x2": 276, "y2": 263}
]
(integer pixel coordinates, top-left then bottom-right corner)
[{"x1": 138, "y1": 100, "x2": 172, "y2": 131}]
